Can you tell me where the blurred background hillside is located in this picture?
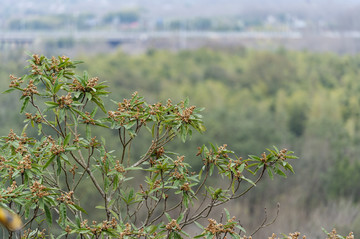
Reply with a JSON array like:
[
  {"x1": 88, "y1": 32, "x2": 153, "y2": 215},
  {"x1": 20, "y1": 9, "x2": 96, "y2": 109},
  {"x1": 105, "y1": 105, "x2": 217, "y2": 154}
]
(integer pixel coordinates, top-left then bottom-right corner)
[{"x1": 1, "y1": 0, "x2": 360, "y2": 238}]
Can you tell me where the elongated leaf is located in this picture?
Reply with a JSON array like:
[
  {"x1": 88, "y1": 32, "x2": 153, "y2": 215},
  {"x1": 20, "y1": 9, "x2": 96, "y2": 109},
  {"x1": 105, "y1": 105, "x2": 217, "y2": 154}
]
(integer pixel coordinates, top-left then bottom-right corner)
[
  {"x1": 59, "y1": 203, "x2": 67, "y2": 227},
  {"x1": 20, "y1": 97, "x2": 30, "y2": 113},
  {"x1": 44, "y1": 203, "x2": 52, "y2": 225},
  {"x1": 63, "y1": 134, "x2": 71, "y2": 146},
  {"x1": 2, "y1": 88, "x2": 15, "y2": 94},
  {"x1": 43, "y1": 155, "x2": 56, "y2": 169}
]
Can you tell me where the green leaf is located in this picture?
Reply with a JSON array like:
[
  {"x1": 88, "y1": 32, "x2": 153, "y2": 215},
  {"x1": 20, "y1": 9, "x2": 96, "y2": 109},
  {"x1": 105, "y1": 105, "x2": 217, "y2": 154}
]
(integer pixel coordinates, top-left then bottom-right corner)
[
  {"x1": 59, "y1": 203, "x2": 67, "y2": 227},
  {"x1": 224, "y1": 208, "x2": 230, "y2": 220},
  {"x1": 63, "y1": 134, "x2": 71, "y2": 146},
  {"x1": 22, "y1": 123, "x2": 29, "y2": 135},
  {"x1": 85, "y1": 92, "x2": 92, "y2": 101},
  {"x1": 240, "y1": 176, "x2": 256, "y2": 186},
  {"x1": 2, "y1": 88, "x2": 15, "y2": 94},
  {"x1": 43, "y1": 155, "x2": 56, "y2": 169},
  {"x1": 274, "y1": 167, "x2": 287, "y2": 178},
  {"x1": 86, "y1": 124, "x2": 91, "y2": 139},
  {"x1": 44, "y1": 203, "x2": 52, "y2": 225},
  {"x1": 44, "y1": 101, "x2": 59, "y2": 107},
  {"x1": 37, "y1": 123, "x2": 43, "y2": 135},
  {"x1": 92, "y1": 97, "x2": 107, "y2": 113},
  {"x1": 71, "y1": 107, "x2": 90, "y2": 120},
  {"x1": 20, "y1": 97, "x2": 30, "y2": 113},
  {"x1": 267, "y1": 168, "x2": 274, "y2": 180},
  {"x1": 165, "y1": 212, "x2": 172, "y2": 222},
  {"x1": 194, "y1": 234, "x2": 207, "y2": 238},
  {"x1": 68, "y1": 204, "x2": 88, "y2": 214},
  {"x1": 53, "y1": 82, "x2": 63, "y2": 94},
  {"x1": 235, "y1": 224, "x2": 246, "y2": 233},
  {"x1": 194, "y1": 221, "x2": 204, "y2": 230},
  {"x1": 283, "y1": 162, "x2": 295, "y2": 174},
  {"x1": 56, "y1": 156, "x2": 62, "y2": 176}
]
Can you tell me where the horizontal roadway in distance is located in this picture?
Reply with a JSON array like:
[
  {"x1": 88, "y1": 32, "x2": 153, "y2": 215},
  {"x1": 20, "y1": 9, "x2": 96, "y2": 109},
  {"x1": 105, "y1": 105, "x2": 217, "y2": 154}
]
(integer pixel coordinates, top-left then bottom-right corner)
[{"x1": 1, "y1": 30, "x2": 360, "y2": 42}]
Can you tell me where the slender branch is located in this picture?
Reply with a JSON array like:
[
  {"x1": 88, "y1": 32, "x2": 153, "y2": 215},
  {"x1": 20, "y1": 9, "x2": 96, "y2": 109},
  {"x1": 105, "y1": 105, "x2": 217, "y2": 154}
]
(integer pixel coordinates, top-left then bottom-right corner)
[
  {"x1": 250, "y1": 203, "x2": 280, "y2": 236},
  {"x1": 69, "y1": 151, "x2": 105, "y2": 198}
]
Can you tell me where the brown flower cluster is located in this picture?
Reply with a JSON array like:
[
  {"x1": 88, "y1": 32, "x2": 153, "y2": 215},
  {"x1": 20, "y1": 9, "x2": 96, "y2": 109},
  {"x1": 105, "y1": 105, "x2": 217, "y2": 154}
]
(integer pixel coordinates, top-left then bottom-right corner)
[
  {"x1": 30, "y1": 181, "x2": 49, "y2": 198},
  {"x1": 87, "y1": 77, "x2": 99, "y2": 88},
  {"x1": 326, "y1": 229, "x2": 354, "y2": 239},
  {"x1": 204, "y1": 218, "x2": 236, "y2": 235},
  {"x1": 57, "y1": 191, "x2": 74, "y2": 205},
  {"x1": 71, "y1": 76, "x2": 99, "y2": 92},
  {"x1": 115, "y1": 161, "x2": 125, "y2": 173},
  {"x1": 101, "y1": 218, "x2": 117, "y2": 230},
  {"x1": 149, "y1": 102, "x2": 164, "y2": 115},
  {"x1": 58, "y1": 93, "x2": 73, "y2": 108},
  {"x1": 180, "y1": 182, "x2": 190, "y2": 192},
  {"x1": 9, "y1": 74, "x2": 23, "y2": 88},
  {"x1": 118, "y1": 223, "x2": 147, "y2": 238},
  {"x1": 65, "y1": 225, "x2": 72, "y2": 233},
  {"x1": 33, "y1": 54, "x2": 41, "y2": 65},
  {"x1": 80, "y1": 218, "x2": 118, "y2": 236},
  {"x1": 202, "y1": 149, "x2": 217, "y2": 166},
  {"x1": 22, "y1": 80, "x2": 39, "y2": 96},
  {"x1": 177, "y1": 106, "x2": 196, "y2": 123},
  {"x1": 170, "y1": 168, "x2": 185, "y2": 180},
  {"x1": 152, "y1": 180, "x2": 161, "y2": 190},
  {"x1": 17, "y1": 154, "x2": 32, "y2": 173},
  {"x1": 22, "y1": 228, "x2": 46, "y2": 239},
  {"x1": 277, "y1": 148, "x2": 288, "y2": 161},
  {"x1": 268, "y1": 232, "x2": 305, "y2": 239},
  {"x1": 155, "y1": 146, "x2": 165, "y2": 158},
  {"x1": 265, "y1": 229, "x2": 354, "y2": 239},
  {"x1": 71, "y1": 79, "x2": 85, "y2": 91},
  {"x1": 6, "y1": 181, "x2": 17, "y2": 194},
  {"x1": 89, "y1": 136, "x2": 100, "y2": 148},
  {"x1": 82, "y1": 111, "x2": 96, "y2": 125},
  {"x1": 0, "y1": 156, "x2": 6, "y2": 170},
  {"x1": 6, "y1": 129, "x2": 19, "y2": 142},
  {"x1": 108, "y1": 93, "x2": 146, "y2": 125},
  {"x1": 217, "y1": 144, "x2": 229, "y2": 158},
  {"x1": 69, "y1": 164, "x2": 78, "y2": 176},
  {"x1": 50, "y1": 56, "x2": 60, "y2": 72},
  {"x1": 0, "y1": 181, "x2": 18, "y2": 200},
  {"x1": 174, "y1": 155, "x2": 185, "y2": 167},
  {"x1": 25, "y1": 113, "x2": 43, "y2": 123},
  {"x1": 120, "y1": 223, "x2": 133, "y2": 238},
  {"x1": 50, "y1": 143, "x2": 65, "y2": 155},
  {"x1": 14, "y1": 132, "x2": 30, "y2": 156},
  {"x1": 228, "y1": 162, "x2": 244, "y2": 179},
  {"x1": 166, "y1": 219, "x2": 181, "y2": 231},
  {"x1": 31, "y1": 63, "x2": 43, "y2": 75}
]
